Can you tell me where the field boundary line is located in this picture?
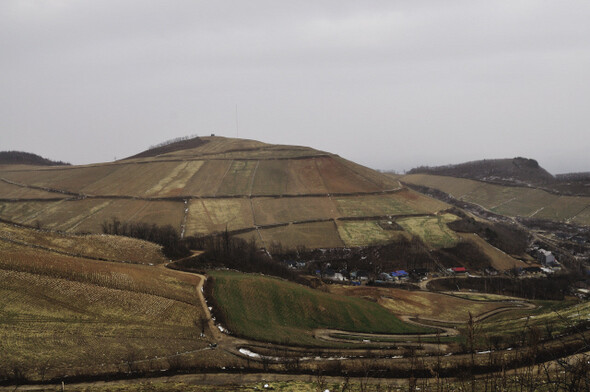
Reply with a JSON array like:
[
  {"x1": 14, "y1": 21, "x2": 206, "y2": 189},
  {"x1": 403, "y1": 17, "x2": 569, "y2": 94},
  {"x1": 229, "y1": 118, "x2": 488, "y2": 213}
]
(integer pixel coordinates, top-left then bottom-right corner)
[
  {"x1": 248, "y1": 160, "x2": 260, "y2": 197},
  {"x1": 66, "y1": 200, "x2": 113, "y2": 232},
  {"x1": 213, "y1": 159, "x2": 234, "y2": 197}
]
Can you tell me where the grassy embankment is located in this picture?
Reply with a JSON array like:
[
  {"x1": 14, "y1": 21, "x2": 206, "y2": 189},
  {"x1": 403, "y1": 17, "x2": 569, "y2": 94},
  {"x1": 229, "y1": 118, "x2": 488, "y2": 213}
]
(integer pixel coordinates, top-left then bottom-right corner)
[
  {"x1": 0, "y1": 226, "x2": 211, "y2": 381},
  {"x1": 478, "y1": 298, "x2": 588, "y2": 340},
  {"x1": 208, "y1": 270, "x2": 433, "y2": 346}
]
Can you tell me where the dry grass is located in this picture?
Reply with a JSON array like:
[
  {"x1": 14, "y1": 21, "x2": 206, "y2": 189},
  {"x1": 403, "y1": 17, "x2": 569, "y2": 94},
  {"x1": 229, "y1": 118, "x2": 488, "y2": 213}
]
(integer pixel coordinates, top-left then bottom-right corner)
[
  {"x1": 251, "y1": 197, "x2": 338, "y2": 226},
  {"x1": 1, "y1": 165, "x2": 118, "y2": 193},
  {"x1": 329, "y1": 286, "x2": 512, "y2": 322},
  {"x1": 396, "y1": 214, "x2": 459, "y2": 249},
  {"x1": 335, "y1": 156, "x2": 400, "y2": 190},
  {"x1": 0, "y1": 200, "x2": 58, "y2": 223},
  {"x1": 185, "y1": 198, "x2": 254, "y2": 235},
  {"x1": 572, "y1": 205, "x2": 590, "y2": 225},
  {"x1": 216, "y1": 160, "x2": 258, "y2": 195},
  {"x1": 457, "y1": 233, "x2": 527, "y2": 270},
  {"x1": 491, "y1": 188, "x2": 557, "y2": 217},
  {"x1": 0, "y1": 241, "x2": 198, "y2": 303},
  {"x1": 144, "y1": 160, "x2": 204, "y2": 197},
  {"x1": 0, "y1": 180, "x2": 58, "y2": 199},
  {"x1": 79, "y1": 162, "x2": 181, "y2": 196},
  {"x1": 182, "y1": 159, "x2": 232, "y2": 196},
  {"x1": 282, "y1": 159, "x2": 330, "y2": 194},
  {"x1": 315, "y1": 156, "x2": 382, "y2": 193},
  {"x1": 534, "y1": 195, "x2": 590, "y2": 222},
  {"x1": 479, "y1": 299, "x2": 589, "y2": 339},
  {"x1": 250, "y1": 160, "x2": 290, "y2": 195},
  {"x1": 403, "y1": 173, "x2": 590, "y2": 224},
  {"x1": 13, "y1": 199, "x2": 185, "y2": 234},
  {"x1": 0, "y1": 268, "x2": 205, "y2": 380},
  {"x1": 402, "y1": 174, "x2": 481, "y2": 198},
  {"x1": 258, "y1": 221, "x2": 345, "y2": 249},
  {"x1": 0, "y1": 222, "x2": 166, "y2": 264},
  {"x1": 334, "y1": 194, "x2": 418, "y2": 217},
  {"x1": 0, "y1": 231, "x2": 208, "y2": 380},
  {"x1": 337, "y1": 220, "x2": 408, "y2": 247}
]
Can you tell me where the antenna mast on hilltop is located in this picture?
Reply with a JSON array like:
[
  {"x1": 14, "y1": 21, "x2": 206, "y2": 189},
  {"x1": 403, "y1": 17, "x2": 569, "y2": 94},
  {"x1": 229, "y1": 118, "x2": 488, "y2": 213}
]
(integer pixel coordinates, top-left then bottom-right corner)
[{"x1": 235, "y1": 104, "x2": 239, "y2": 138}]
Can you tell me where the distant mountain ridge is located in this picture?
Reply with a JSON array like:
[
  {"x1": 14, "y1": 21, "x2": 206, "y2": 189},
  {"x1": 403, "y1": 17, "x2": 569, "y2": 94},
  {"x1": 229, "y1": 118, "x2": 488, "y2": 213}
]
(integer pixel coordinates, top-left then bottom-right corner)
[
  {"x1": 0, "y1": 151, "x2": 70, "y2": 166},
  {"x1": 408, "y1": 157, "x2": 555, "y2": 187}
]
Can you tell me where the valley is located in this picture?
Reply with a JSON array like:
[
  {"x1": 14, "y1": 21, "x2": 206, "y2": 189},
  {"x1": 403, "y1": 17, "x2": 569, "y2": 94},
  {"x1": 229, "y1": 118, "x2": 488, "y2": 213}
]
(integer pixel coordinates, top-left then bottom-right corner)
[{"x1": 0, "y1": 138, "x2": 589, "y2": 391}]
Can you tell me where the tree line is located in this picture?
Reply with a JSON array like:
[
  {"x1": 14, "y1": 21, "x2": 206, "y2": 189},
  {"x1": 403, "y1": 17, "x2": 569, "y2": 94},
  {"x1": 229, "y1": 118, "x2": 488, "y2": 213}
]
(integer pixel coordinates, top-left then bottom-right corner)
[{"x1": 100, "y1": 217, "x2": 190, "y2": 259}]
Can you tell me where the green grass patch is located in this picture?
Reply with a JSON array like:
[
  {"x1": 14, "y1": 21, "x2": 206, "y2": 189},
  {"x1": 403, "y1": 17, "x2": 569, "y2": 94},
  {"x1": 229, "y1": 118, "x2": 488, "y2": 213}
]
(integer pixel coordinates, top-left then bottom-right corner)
[
  {"x1": 337, "y1": 220, "x2": 406, "y2": 247},
  {"x1": 396, "y1": 214, "x2": 459, "y2": 249},
  {"x1": 208, "y1": 270, "x2": 433, "y2": 346}
]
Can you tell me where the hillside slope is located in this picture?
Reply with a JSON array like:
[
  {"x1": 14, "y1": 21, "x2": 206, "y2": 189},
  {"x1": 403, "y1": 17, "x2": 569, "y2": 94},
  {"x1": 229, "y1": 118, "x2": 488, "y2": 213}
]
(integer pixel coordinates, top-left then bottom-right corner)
[
  {"x1": 408, "y1": 157, "x2": 554, "y2": 186},
  {"x1": 0, "y1": 224, "x2": 208, "y2": 381},
  {"x1": 0, "y1": 137, "x2": 450, "y2": 249},
  {"x1": 402, "y1": 173, "x2": 590, "y2": 226}
]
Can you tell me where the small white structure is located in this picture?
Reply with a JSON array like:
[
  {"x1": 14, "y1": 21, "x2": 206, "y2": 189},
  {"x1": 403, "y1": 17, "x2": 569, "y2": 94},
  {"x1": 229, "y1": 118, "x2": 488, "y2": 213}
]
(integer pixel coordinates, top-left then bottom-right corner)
[{"x1": 538, "y1": 249, "x2": 557, "y2": 266}]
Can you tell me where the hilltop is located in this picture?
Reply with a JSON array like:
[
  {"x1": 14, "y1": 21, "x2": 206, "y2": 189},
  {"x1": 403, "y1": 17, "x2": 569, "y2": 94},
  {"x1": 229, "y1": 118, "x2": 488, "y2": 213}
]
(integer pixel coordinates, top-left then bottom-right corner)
[
  {"x1": 0, "y1": 151, "x2": 70, "y2": 166},
  {"x1": 0, "y1": 136, "x2": 447, "y2": 250},
  {"x1": 408, "y1": 157, "x2": 555, "y2": 187},
  {"x1": 0, "y1": 136, "x2": 540, "y2": 273}
]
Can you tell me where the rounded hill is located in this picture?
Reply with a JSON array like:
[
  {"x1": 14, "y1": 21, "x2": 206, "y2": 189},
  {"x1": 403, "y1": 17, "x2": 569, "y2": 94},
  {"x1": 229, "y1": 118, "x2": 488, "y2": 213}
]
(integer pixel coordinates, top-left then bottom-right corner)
[{"x1": 0, "y1": 136, "x2": 450, "y2": 249}]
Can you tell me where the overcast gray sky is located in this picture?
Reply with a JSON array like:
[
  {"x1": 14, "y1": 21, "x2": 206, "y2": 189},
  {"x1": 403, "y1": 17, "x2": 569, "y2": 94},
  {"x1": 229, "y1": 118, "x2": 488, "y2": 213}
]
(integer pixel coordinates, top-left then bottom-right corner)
[{"x1": 2, "y1": 1, "x2": 589, "y2": 174}]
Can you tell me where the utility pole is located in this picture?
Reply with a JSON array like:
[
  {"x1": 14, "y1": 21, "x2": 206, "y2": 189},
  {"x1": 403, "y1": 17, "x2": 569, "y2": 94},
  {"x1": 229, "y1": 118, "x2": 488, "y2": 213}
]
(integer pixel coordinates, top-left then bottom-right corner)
[{"x1": 235, "y1": 104, "x2": 239, "y2": 138}]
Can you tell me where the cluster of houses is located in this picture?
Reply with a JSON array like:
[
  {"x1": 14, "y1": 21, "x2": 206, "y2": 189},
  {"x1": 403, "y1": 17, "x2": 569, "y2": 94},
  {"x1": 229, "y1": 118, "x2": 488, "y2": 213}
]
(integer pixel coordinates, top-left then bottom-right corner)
[
  {"x1": 290, "y1": 246, "x2": 569, "y2": 285},
  {"x1": 316, "y1": 268, "x2": 430, "y2": 285},
  {"x1": 510, "y1": 249, "x2": 561, "y2": 277}
]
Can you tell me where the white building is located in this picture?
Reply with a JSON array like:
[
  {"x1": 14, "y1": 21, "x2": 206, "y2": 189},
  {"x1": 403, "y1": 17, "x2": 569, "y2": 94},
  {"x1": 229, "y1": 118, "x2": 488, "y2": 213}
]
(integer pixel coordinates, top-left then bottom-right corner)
[{"x1": 537, "y1": 249, "x2": 557, "y2": 266}]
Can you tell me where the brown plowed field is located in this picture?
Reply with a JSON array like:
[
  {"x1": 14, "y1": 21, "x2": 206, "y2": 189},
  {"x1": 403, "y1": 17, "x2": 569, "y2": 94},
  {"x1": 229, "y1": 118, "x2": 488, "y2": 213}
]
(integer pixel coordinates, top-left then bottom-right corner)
[
  {"x1": 250, "y1": 160, "x2": 290, "y2": 195},
  {"x1": 185, "y1": 198, "x2": 254, "y2": 236},
  {"x1": 1, "y1": 165, "x2": 118, "y2": 192},
  {"x1": 216, "y1": 160, "x2": 258, "y2": 196},
  {"x1": 0, "y1": 180, "x2": 61, "y2": 199},
  {"x1": 182, "y1": 159, "x2": 232, "y2": 196},
  {"x1": 258, "y1": 221, "x2": 345, "y2": 249},
  {"x1": 329, "y1": 285, "x2": 522, "y2": 323},
  {"x1": 284, "y1": 158, "x2": 329, "y2": 194},
  {"x1": 251, "y1": 197, "x2": 338, "y2": 226},
  {"x1": 315, "y1": 156, "x2": 382, "y2": 193}
]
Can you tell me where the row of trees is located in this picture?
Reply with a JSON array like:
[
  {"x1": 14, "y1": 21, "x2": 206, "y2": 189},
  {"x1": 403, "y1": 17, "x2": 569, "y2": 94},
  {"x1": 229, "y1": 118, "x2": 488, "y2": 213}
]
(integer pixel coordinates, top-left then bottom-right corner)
[
  {"x1": 447, "y1": 214, "x2": 529, "y2": 255},
  {"x1": 173, "y1": 230, "x2": 302, "y2": 282},
  {"x1": 100, "y1": 218, "x2": 190, "y2": 259}
]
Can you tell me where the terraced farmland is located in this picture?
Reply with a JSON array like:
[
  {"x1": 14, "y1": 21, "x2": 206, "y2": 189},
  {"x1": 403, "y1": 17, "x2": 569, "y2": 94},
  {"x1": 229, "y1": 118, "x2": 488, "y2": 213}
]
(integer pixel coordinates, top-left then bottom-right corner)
[
  {"x1": 0, "y1": 226, "x2": 208, "y2": 380},
  {"x1": 0, "y1": 137, "x2": 452, "y2": 248},
  {"x1": 403, "y1": 173, "x2": 590, "y2": 225},
  {"x1": 329, "y1": 285, "x2": 522, "y2": 323},
  {"x1": 337, "y1": 220, "x2": 408, "y2": 247},
  {"x1": 478, "y1": 299, "x2": 588, "y2": 340},
  {"x1": 396, "y1": 214, "x2": 460, "y2": 249},
  {"x1": 258, "y1": 221, "x2": 345, "y2": 249},
  {"x1": 0, "y1": 222, "x2": 165, "y2": 264}
]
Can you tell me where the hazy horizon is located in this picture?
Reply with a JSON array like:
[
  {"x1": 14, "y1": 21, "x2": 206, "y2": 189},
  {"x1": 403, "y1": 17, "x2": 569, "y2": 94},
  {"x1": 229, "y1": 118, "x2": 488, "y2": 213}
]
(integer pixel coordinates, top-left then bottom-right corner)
[{"x1": 2, "y1": 1, "x2": 590, "y2": 175}]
